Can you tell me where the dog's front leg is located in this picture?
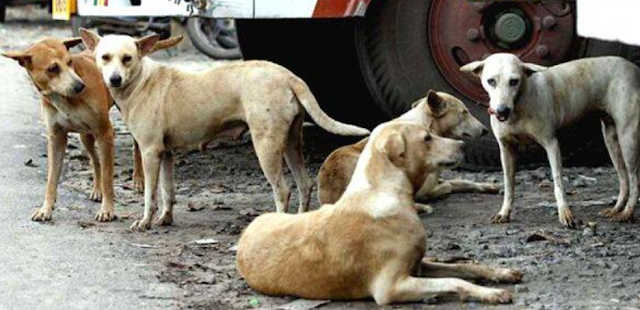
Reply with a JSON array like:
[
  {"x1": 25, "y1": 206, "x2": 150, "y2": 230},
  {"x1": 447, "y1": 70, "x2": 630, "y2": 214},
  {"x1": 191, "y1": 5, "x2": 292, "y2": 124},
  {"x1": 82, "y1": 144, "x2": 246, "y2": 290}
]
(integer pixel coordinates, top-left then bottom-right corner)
[
  {"x1": 155, "y1": 151, "x2": 175, "y2": 226},
  {"x1": 419, "y1": 259, "x2": 523, "y2": 283},
  {"x1": 94, "y1": 130, "x2": 116, "y2": 222},
  {"x1": 32, "y1": 129, "x2": 68, "y2": 221},
  {"x1": 132, "y1": 139, "x2": 144, "y2": 194},
  {"x1": 542, "y1": 138, "x2": 577, "y2": 228},
  {"x1": 378, "y1": 276, "x2": 512, "y2": 305},
  {"x1": 492, "y1": 140, "x2": 516, "y2": 224},
  {"x1": 130, "y1": 148, "x2": 161, "y2": 231},
  {"x1": 80, "y1": 134, "x2": 102, "y2": 202},
  {"x1": 439, "y1": 180, "x2": 500, "y2": 196}
]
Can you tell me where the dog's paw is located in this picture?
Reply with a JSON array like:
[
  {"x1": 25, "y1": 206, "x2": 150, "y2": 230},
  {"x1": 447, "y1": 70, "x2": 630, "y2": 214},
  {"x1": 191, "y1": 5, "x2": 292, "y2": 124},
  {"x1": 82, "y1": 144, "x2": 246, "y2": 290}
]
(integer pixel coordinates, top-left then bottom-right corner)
[
  {"x1": 129, "y1": 219, "x2": 152, "y2": 232},
  {"x1": 414, "y1": 203, "x2": 434, "y2": 214},
  {"x1": 608, "y1": 210, "x2": 634, "y2": 222},
  {"x1": 90, "y1": 187, "x2": 103, "y2": 202},
  {"x1": 133, "y1": 177, "x2": 144, "y2": 195},
  {"x1": 558, "y1": 208, "x2": 577, "y2": 229},
  {"x1": 480, "y1": 288, "x2": 513, "y2": 304},
  {"x1": 492, "y1": 268, "x2": 524, "y2": 283},
  {"x1": 31, "y1": 208, "x2": 52, "y2": 222},
  {"x1": 95, "y1": 208, "x2": 116, "y2": 222},
  {"x1": 599, "y1": 207, "x2": 621, "y2": 218},
  {"x1": 482, "y1": 183, "x2": 501, "y2": 194},
  {"x1": 490, "y1": 213, "x2": 510, "y2": 224},
  {"x1": 154, "y1": 212, "x2": 173, "y2": 226}
]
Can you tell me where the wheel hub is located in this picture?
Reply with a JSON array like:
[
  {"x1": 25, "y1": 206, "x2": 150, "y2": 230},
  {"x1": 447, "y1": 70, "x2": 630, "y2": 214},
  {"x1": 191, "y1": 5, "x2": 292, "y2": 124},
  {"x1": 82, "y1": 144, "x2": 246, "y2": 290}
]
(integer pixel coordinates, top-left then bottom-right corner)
[{"x1": 428, "y1": 1, "x2": 578, "y2": 105}]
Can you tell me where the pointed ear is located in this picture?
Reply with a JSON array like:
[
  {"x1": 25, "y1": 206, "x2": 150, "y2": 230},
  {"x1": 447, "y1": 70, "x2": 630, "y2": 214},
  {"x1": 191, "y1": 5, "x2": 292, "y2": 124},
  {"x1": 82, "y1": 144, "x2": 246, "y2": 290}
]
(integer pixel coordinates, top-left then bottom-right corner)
[
  {"x1": 2, "y1": 51, "x2": 32, "y2": 69},
  {"x1": 376, "y1": 132, "x2": 406, "y2": 167},
  {"x1": 79, "y1": 28, "x2": 101, "y2": 51},
  {"x1": 151, "y1": 35, "x2": 183, "y2": 53},
  {"x1": 62, "y1": 37, "x2": 83, "y2": 50},
  {"x1": 460, "y1": 60, "x2": 485, "y2": 78},
  {"x1": 136, "y1": 34, "x2": 161, "y2": 57},
  {"x1": 426, "y1": 90, "x2": 447, "y2": 117},
  {"x1": 522, "y1": 62, "x2": 548, "y2": 76}
]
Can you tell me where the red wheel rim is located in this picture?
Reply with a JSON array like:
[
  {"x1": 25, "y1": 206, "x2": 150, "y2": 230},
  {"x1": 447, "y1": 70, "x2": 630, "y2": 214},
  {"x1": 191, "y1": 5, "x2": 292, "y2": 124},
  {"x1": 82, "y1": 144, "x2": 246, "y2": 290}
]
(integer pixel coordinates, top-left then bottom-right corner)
[{"x1": 428, "y1": 1, "x2": 577, "y2": 106}]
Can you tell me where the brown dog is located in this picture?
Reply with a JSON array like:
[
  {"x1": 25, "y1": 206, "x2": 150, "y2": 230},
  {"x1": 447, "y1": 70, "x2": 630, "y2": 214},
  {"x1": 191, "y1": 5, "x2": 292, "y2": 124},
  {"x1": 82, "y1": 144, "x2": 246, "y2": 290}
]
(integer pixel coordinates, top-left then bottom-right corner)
[
  {"x1": 2, "y1": 36, "x2": 181, "y2": 221},
  {"x1": 237, "y1": 122, "x2": 522, "y2": 305},
  {"x1": 317, "y1": 90, "x2": 498, "y2": 209}
]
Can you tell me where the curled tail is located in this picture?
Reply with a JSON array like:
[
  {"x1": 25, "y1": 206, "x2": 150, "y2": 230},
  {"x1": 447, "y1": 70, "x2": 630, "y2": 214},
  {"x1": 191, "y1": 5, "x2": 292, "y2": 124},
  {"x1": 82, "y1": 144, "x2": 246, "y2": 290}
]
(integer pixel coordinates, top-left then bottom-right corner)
[{"x1": 289, "y1": 76, "x2": 370, "y2": 136}]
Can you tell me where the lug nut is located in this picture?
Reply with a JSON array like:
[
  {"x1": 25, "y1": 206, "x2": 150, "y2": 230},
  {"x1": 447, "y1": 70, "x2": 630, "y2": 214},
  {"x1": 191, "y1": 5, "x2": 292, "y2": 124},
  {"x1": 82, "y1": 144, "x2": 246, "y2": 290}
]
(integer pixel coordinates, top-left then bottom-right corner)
[
  {"x1": 542, "y1": 16, "x2": 557, "y2": 29},
  {"x1": 536, "y1": 45, "x2": 549, "y2": 58},
  {"x1": 467, "y1": 28, "x2": 480, "y2": 42}
]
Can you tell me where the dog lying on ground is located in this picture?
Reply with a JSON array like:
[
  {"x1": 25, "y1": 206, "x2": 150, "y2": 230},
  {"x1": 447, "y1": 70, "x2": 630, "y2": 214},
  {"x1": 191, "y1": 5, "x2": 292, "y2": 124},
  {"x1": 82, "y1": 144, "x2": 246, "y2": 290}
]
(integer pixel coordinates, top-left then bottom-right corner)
[
  {"x1": 461, "y1": 53, "x2": 640, "y2": 227},
  {"x1": 79, "y1": 30, "x2": 370, "y2": 231},
  {"x1": 2, "y1": 37, "x2": 182, "y2": 222},
  {"x1": 237, "y1": 122, "x2": 522, "y2": 305},
  {"x1": 317, "y1": 90, "x2": 498, "y2": 210}
]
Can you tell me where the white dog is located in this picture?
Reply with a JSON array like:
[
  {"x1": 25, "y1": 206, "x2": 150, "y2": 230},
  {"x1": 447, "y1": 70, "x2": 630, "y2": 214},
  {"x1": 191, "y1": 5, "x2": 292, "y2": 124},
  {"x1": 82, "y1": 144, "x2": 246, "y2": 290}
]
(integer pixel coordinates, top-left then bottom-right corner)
[{"x1": 461, "y1": 53, "x2": 640, "y2": 227}]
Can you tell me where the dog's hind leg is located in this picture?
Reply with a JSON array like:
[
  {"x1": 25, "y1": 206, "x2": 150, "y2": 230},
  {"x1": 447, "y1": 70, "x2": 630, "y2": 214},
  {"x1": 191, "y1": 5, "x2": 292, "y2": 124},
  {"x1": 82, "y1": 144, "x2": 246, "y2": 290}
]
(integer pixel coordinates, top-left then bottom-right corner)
[
  {"x1": 132, "y1": 139, "x2": 145, "y2": 194},
  {"x1": 376, "y1": 276, "x2": 512, "y2": 305},
  {"x1": 94, "y1": 130, "x2": 116, "y2": 222},
  {"x1": 130, "y1": 148, "x2": 162, "y2": 231},
  {"x1": 80, "y1": 133, "x2": 102, "y2": 202},
  {"x1": 419, "y1": 259, "x2": 523, "y2": 283},
  {"x1": 610, "y1": 118, "x2": 640, "y2": 222},
  {"x1": 599, "y1": 118, "x2": 629, "y2": 218},
  {"x1": 542, "y1": 138, "x2": 577, "y2": 228},
  {"x1": 155, "y1": 151, "x2": 175, "y2": 226},
  {"x1": 32, "y1": 129, "x2": 68, "y2": 222},
  {"x1": 284, "y1": 113, "x2": 312, "y2": 213},
  {"x1": 252, "y1": 129, "x2": 291, "y2": 213}
]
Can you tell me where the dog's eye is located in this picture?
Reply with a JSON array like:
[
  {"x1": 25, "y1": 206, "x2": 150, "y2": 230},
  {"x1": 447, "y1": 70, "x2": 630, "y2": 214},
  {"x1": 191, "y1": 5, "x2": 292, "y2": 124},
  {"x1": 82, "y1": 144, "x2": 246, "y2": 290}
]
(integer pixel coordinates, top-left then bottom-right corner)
[
  {"x1": 424, "y1": 134, "x2": 432, "y2": 142},
  {"x1": 122, "y1": 55, "x2": 132, "y2": 64},
  {"x1": 509, "y1": 78, "x2": 519, "y2": 86},
  {"x1": 102, "y1": 54, "x2": 111, "y2": 62},
  {"x1": 67, "y1": 59, "x2": 72, "y2": 66},
  {"x1": 487, "y1": 78, "x2": 497, "y2": 87},
  {"x1": 47, "y1": 64, "x2": 60, "y2": 74}
]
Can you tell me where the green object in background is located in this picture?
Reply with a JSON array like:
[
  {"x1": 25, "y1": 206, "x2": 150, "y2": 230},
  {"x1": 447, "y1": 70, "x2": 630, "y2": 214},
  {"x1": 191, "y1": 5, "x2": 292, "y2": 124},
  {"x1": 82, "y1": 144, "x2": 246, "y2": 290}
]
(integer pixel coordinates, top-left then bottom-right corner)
[{"x1": 249, "y1": 297, "x2": 260, "y2": 307}]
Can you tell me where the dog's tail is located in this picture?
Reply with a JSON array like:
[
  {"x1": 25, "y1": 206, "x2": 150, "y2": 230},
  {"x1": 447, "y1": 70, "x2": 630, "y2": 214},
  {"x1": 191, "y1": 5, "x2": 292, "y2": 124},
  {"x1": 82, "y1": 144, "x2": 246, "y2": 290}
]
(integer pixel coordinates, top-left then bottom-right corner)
[{"x1": 289, "y1": 76, "x2": 370, "y2": 136}]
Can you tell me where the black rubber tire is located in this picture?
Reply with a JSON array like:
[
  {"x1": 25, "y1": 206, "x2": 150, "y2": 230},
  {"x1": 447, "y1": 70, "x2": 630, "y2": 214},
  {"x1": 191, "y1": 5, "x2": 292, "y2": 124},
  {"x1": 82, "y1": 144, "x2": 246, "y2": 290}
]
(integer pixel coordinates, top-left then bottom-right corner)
[
  {"x1": 186, "y1": 18, "x2": 242, "y2": 60},
  {"x1": 355, "y1": 0, "x2": 633, "y2": 170},
  {"x1": 0, "y1": 0, "x2": 6, "y2": 23}
]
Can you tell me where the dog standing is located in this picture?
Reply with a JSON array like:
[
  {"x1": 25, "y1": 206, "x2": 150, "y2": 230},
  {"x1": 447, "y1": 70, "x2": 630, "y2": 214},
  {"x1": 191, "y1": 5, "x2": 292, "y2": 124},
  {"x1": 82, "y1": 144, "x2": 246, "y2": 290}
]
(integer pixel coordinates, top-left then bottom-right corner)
[
  {"x1": 237, "y1": 122, "x2": 522, "y2": 305},
  {"x1": 3, "y1": 38, "x2": 119, "y2": 221},
  {"x1": 317, "y1": 90, "x2": 498, "y2": 209},
  {"x1": 79, "y1": 30, "x2": 370, "y2": 231},
  {"x1": 461, "y1": 53, "x2": 640, "y2": 227}
]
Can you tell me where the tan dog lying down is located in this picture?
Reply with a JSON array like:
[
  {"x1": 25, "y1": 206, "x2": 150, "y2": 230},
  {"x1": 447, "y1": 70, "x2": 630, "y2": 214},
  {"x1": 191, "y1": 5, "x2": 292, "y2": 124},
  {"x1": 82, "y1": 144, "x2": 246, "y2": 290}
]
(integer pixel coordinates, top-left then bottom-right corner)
[
  {"x1": 237, "y1": 122, "x2": 522, "y2": 305},
  {"x1": 79, "y1": 30, "x2": 370, "y2": 231},
  {"x1": 317, "y1": 90, "x2": 499, "y2": 209}
]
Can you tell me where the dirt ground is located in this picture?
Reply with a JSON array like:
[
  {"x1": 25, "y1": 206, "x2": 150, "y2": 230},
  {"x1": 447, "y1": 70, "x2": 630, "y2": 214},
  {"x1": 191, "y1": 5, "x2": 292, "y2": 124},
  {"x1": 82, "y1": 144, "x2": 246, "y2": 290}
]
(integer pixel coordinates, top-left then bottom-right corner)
[{"x1": 1, "y1": 6, "x2": 639, "y2": 310}]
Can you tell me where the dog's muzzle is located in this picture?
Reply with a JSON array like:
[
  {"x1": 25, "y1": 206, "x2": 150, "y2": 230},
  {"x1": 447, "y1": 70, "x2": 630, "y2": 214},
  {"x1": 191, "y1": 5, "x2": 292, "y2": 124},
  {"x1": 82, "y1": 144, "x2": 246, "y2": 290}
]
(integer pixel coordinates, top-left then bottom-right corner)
[{"x1": 489, "y1": 106, "x2": 511, "y2": 122}]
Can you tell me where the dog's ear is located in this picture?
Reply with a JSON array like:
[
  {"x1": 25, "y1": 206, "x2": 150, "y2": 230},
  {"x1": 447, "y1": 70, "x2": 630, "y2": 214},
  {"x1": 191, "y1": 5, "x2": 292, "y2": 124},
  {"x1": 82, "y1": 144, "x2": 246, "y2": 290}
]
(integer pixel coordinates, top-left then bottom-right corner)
[
  {"x1": 62, "y1": 37, "x2": 84, "y2": 50},
  {"x1": 426, "y1": 90, "x2": 447, "y2": 117},
  {"x1": 377, "y1": 132, "x2": 406, "y2": 167},
  {"x1": 151, "y1": 35, "x2": 183, "y2": 53},
  {"x1": 2, "y1": 51, "x2": 33, "y2": 69},
  {"x1": 79, "y1": 28, "x2": 102, "y2": 51},
  {"x1": 136, "y1": 34, "x2": 161, "y2": 57},
  {"x1": 522, "y1": 62, "x2": 548, "y2": 76},
  {"x1": 460, "y1": 60, "x2": 485, "y2": 78}
]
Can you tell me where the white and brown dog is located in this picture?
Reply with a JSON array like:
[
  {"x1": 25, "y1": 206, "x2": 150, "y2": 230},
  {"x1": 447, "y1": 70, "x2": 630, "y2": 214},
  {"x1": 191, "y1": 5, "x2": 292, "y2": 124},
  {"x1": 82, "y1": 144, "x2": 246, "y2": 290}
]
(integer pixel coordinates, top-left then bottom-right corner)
[
  {"x1": 238, "y1": 122, "x2": 522, "y2": 305},
  {"x1": 461, "y1": 53, "x2": 640, "y2": 227},
  {"x1": 317, "y1": 90, "x2": 498, "y2": 210},
  {"x1": 79, "y1": 30, "x2": 370, "y2": 231}
]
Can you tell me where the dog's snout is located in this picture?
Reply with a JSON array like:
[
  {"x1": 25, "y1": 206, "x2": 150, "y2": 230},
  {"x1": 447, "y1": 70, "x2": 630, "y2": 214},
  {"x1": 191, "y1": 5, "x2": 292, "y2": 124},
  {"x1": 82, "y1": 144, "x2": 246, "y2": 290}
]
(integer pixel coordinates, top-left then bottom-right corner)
[
  {"x1": 73, "y1": 81, "x2": 85, "y2": 94},
  {"x1": 495, "y1": 106, "x2": 511, "y2": 122},
  {"x1": 109, "y1": 74, "x2": 122, "y2": 87}
]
